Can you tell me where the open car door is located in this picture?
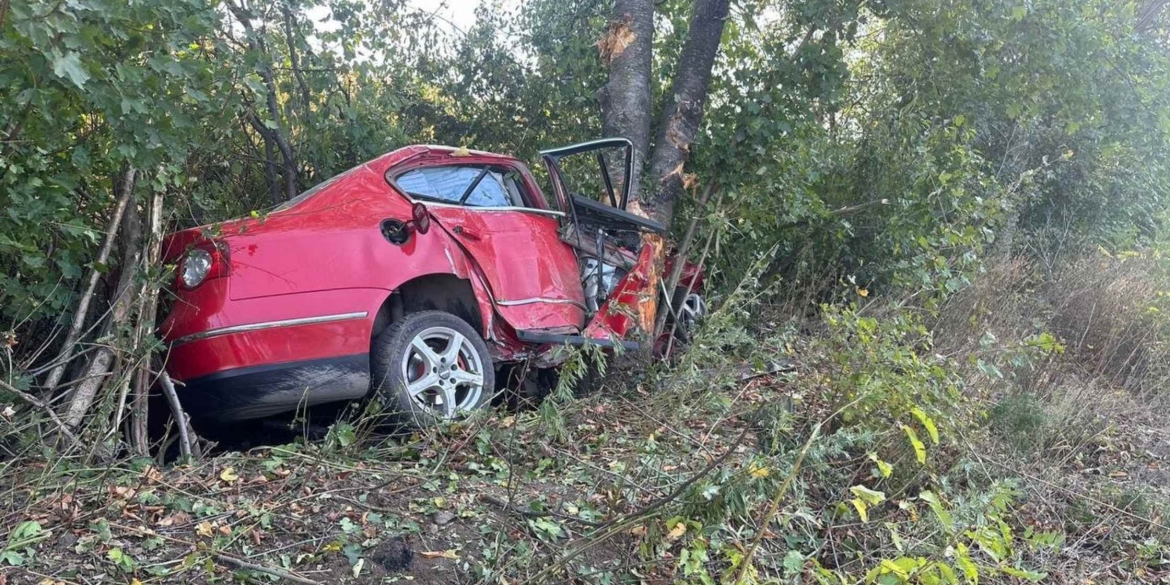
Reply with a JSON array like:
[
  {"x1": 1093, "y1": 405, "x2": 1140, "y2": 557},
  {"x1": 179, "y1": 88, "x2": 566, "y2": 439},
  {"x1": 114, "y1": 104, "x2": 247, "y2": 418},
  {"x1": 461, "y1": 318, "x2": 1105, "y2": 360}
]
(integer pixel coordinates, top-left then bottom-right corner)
[{"x1": 540, "y1": 138, "x2": 669, "y2": 346}]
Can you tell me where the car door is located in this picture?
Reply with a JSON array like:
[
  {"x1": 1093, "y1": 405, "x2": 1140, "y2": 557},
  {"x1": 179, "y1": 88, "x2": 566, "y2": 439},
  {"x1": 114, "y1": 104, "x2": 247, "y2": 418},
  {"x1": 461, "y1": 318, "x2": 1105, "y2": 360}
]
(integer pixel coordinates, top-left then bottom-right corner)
[
  {"x1": 391, "y1": 161, "x2": 587, "y2": 333},
  {"x1": 539, "y1": 138, "x2": 670, "y2": 343}
]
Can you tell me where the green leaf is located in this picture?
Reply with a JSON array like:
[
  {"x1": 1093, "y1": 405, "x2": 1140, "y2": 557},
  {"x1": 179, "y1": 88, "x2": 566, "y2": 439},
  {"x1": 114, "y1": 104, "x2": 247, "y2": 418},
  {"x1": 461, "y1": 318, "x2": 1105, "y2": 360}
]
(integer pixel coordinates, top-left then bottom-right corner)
[
  {"x1": 919, "y1": 491, "x2": 954, "y2": 532},
  {"x1": 849, "y1": 498, "x2": 869, "y2": 523},
  {"x1": 108, "y1": 547, "x2": 135, "y2": 572},
  {"x1": 850, "y1": 485, "x2": 886, "y2": 505},
  {"x1": 782, "y1": 550, "x2": 805, "y2": 574},
  {"x1": 902, "y1": 424, "x2": 927, "y2": 464},
  {"x1": 52, "y1": 51, "x2": 91, "y2": 89},
  {"x1": 10, "y1": 520, "x2": 43, "y2": 541},
  {"x1": 955, "y1": 543, "x2": 979, "y2": 584},
  {"x1": 1000, "y1": 566, "x2": 1046, "y2": 582},
  {"x1": 911, "y1": 407, "x2": 940, "y2": 444},
  {"x1": 885, "y1": 522, "x2": 904, "y2": 552},
  {"x1": 868, "y1": 453, "x2": 894, "y2": 478}
]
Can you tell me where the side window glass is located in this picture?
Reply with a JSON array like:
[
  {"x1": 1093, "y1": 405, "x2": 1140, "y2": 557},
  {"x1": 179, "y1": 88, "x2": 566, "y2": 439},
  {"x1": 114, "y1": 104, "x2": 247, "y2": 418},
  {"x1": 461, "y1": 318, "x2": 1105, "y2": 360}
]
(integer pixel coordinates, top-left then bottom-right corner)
[
  {"x1": 395, "y1": 167, "x2": 481, "y2": 204},
  {"x1": 394, "y1": 166, "x2": 518, "y2": 208},
  {"x1": 501, "y1": 172, "x2": 528, "y2": 207},
  {"x1": 464, "y1": 172, "x2": 511, "y2": 207}
]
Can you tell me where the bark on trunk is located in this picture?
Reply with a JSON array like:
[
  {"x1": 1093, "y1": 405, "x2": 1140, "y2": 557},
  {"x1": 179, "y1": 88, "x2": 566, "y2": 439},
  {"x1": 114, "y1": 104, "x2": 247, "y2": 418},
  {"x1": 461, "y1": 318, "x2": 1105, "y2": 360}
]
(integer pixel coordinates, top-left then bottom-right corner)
[
  {"x1": 229, "y1": 0, "x2": 298, "y2": 201},
  {"x1": 598, "y1": 0, "x2": 730, "y2": 339},
  {"x1": 283, "y1": 4, "x2": 314, "y2": 127},
  {"x1": 644, "y1": 0, "x2": 731, "y2": 224},
  {"x1": 599, "y1": 0, "x2": 654, "y2": 204},
  {"x1": 63, "y1": 173, "x2": 143, "y2": 429},
  {"x1": 42, "y1": 177, "x2": 134, "y2": 393}
]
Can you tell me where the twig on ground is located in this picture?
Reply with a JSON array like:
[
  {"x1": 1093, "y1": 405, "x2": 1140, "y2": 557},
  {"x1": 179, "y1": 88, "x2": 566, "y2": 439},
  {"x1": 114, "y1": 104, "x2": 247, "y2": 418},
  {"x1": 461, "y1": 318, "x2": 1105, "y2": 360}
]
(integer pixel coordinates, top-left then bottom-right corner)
[
  {"x1": 215, "y1": 552, "x2": 323, "y2": 585},
  {"x1": 482, "y1": 494, "x2": 605, "y2": 527},
  {"x1": 525, "y1": 421, "x2": 754, "y2": 584},
  {"x1": 110, "y1": 521, "x2": 323, "y2": 585}
]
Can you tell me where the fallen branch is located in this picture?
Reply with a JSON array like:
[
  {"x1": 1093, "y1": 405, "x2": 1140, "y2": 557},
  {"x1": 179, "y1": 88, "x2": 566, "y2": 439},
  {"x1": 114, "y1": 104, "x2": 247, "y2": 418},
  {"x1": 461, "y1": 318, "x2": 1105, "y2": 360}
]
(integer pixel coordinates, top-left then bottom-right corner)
[
  {"x1": 215, "y1": 552, "x2": 323, "y2": 585},
  {"x1": 734, "y1": 394, "x2": 866, "y2": 583},
  {"x1": 0, "y1": 378, "x2": 83, "y2": 449},
  {"x1": 159, "y1": 371, "x2": 198, "y2": 459},
  {"x1": 734, "y1": 422, "x2": 822, "y2": 584},
  {"x1": 524, "y1": 422, "x2": 753, "y2": 584},
  {"x1": 481, "y1": 494, "x2": 605, "y2": 527}
]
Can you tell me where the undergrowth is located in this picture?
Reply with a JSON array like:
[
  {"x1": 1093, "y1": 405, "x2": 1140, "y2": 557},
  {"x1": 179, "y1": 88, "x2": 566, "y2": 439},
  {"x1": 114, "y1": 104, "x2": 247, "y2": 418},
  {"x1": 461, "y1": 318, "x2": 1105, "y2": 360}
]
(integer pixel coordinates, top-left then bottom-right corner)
[{"x1": 4, "y1": 248, "x2": 1170, "y2": 584}]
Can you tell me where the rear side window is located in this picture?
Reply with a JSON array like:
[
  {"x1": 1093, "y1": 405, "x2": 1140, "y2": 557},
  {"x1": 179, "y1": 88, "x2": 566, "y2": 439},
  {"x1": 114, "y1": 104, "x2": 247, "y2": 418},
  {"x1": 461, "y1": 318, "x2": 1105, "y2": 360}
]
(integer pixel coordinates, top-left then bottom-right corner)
[{"x1": 395, "y1": 166, "x2": 521, "y2": 207}]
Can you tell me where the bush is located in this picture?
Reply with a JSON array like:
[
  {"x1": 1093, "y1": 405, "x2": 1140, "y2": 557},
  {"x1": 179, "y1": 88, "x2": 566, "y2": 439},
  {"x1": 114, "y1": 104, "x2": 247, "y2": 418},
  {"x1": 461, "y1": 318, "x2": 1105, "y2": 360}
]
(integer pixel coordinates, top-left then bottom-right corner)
[{"x1": 988, "y1": 394, "x2": 1048, "y2": 454}]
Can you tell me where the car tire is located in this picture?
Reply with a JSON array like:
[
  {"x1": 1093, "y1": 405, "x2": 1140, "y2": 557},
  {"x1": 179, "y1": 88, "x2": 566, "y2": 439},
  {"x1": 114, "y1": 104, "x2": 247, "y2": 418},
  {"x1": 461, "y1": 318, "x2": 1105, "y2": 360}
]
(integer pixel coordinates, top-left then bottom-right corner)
[
  {"x1": 369, "y1": 310, "x2": 495, "y2": 428},
  {"x1": 667, "y1": 286, "x2": 706, "y2": 343}
]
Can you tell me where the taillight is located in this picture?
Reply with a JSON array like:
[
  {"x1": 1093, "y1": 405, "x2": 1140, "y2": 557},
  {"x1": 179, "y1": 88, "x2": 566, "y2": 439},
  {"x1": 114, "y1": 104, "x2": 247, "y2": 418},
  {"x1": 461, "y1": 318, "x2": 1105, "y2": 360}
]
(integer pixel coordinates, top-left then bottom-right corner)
[{"x1": 178, "y1": 240, "x2": 230, "y2": 290}]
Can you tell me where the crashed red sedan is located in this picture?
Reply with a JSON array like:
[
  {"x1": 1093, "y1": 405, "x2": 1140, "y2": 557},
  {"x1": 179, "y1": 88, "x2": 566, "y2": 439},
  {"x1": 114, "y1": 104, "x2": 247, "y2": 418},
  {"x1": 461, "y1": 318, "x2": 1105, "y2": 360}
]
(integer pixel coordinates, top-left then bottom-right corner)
[{"x1": 159, "y1": 139, "x2": 704, "y2": 426}]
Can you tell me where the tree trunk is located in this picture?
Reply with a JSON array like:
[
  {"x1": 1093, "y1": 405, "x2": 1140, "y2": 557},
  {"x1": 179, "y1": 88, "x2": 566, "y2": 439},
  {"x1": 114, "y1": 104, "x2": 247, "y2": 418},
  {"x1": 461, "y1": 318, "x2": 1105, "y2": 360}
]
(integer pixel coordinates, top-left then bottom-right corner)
[
  {"x1": 128, "y1": 189, "x2": 166, "y2": 454},
  {"x1": 598, "y1": 0, "x2": 731, "y2": 339},
  {"x1": 42, "y1": 177, "x2": 134, "y2": 393},
  {"x1": 228, "y1": 0, "x2": 298, "y2": 201},
  {"x1": 258, "y1": 66, "x2": 299, "y2": 201},
  {"x1": 63, "y1": 172, "x2": 143, "y2": 429},
  {"x1": 599, "y1": 0, "x2": 654, "y2": 204},
  {"x1": 644, "y1": 0, "x2": 731, "y2": 224}
]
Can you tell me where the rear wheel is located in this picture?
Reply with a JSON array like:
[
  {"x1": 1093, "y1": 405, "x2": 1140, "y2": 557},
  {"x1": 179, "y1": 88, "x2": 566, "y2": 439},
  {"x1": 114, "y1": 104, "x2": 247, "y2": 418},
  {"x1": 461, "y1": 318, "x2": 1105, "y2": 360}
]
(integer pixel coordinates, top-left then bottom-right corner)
[
  {"x1": 668, "y1": 287, "x2": 707, "y2": 342},
  {"x1": 370, "y1": 311, "x2": 494, "y2": 427}
]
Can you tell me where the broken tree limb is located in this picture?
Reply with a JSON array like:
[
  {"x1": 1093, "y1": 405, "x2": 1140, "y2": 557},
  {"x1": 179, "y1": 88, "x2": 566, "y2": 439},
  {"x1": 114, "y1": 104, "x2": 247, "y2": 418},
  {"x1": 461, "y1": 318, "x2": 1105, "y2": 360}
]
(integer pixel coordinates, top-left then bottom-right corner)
[
  {"x1": 664, "y1": 210, "x2": 719, "y2": 357},
  {"x1": 158, "y1": 370, "x2": 197, "y2": 460},
  {"x1": 774, "y1": 198, "x2": 891, "y2": 231},
  {"x1": 42, "y1": 169, "x2": 135, "y2": 393},
  {"x1": 214, "y1": 553, "x2": 322, "y2": 585},
  {"x1": 654, "y1": 183, "x2": 719, "y2": 338}
]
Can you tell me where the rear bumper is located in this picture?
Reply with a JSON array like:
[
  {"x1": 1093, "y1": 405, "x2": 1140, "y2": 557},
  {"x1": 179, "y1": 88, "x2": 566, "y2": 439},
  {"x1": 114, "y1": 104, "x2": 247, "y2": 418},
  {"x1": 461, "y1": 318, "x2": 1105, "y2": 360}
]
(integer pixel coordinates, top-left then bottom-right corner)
[
  {"x1": 178, "y1": 354, "x2": 370, "y2": 421},
  {"x1": 160, "y1": 288, "x2": 386, "y2": 421}
]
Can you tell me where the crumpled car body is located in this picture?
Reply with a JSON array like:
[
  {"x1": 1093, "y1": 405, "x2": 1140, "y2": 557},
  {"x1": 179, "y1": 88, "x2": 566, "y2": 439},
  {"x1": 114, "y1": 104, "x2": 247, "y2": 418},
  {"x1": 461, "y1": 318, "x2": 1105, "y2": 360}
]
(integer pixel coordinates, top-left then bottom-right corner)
[{"x1": 160, "y1": 139, "x2": 703, "y2": 422}]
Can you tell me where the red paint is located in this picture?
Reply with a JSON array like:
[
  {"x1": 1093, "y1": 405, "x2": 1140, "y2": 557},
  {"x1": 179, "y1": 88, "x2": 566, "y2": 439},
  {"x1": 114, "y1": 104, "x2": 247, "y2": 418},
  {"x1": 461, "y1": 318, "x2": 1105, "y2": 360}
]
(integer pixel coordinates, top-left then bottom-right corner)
[{"x1": 161, "y1": 143, "x2": 704, "y2": 397}]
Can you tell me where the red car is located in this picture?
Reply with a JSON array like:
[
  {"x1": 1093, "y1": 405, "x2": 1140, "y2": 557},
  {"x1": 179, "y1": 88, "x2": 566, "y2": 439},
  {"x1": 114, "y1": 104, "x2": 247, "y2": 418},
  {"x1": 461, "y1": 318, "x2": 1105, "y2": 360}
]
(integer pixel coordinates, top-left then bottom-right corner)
[{"x1": 160, "y1": 139, "x2": 704, "y2": 426}]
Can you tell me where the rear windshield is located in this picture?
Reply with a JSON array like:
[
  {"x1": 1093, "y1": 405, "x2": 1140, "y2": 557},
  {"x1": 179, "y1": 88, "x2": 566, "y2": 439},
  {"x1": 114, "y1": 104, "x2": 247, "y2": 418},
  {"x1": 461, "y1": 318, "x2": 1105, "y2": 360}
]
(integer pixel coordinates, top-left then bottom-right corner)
[{"x1": 271, "y1": 166, "x2": 359, "y2": 213}]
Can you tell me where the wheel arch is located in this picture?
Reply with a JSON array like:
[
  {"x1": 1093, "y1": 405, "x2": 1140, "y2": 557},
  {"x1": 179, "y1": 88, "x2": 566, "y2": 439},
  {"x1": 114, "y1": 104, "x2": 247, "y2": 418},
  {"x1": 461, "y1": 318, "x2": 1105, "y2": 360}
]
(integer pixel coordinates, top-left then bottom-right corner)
[{"x1": 371, "y1": 273, "x2": 488, "y2": 342}]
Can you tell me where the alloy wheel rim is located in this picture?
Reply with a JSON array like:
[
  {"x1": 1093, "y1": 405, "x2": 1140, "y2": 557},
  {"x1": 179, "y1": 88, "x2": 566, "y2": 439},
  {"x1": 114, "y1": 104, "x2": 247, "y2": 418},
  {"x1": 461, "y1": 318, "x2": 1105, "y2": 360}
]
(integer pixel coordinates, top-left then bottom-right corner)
[
  {"x1": 401, "y1": 325, "x2": 485, "y2": 418},
  {"x1": 678, "y1": 293, "x2": 706, "y2": 333}
]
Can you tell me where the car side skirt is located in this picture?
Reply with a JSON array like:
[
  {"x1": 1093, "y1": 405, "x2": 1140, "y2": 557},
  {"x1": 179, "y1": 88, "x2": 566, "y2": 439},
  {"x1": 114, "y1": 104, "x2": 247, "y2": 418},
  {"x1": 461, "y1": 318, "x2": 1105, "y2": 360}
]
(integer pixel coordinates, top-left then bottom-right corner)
[{"x1": 178, "y1": 354, "x2": 370, "y2": 422}]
